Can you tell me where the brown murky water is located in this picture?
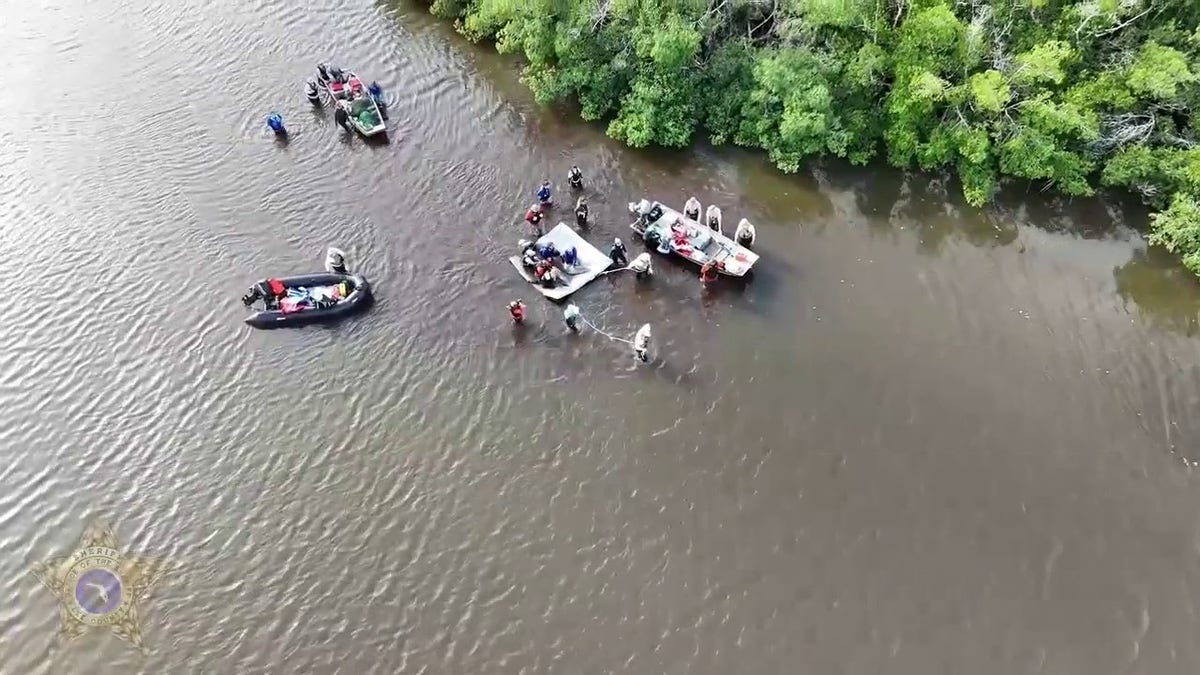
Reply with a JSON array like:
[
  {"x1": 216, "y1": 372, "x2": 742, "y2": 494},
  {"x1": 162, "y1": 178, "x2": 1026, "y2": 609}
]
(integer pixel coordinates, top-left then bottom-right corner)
[{"x1": 4, "y1": 0, "x2": 1200, "y2": 673}]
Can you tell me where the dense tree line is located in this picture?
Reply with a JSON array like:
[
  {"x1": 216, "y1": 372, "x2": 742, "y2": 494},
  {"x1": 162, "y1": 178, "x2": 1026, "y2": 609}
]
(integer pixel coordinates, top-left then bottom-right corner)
[{"x1": 425, "y1": 0, "x2": 1200, "y2": 275}]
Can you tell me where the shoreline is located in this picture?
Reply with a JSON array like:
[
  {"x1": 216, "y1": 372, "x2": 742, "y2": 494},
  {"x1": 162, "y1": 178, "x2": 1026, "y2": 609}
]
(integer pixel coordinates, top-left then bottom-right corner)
[{"x1": 420, "y1": 0, "x2": 1200, "y2": 281}]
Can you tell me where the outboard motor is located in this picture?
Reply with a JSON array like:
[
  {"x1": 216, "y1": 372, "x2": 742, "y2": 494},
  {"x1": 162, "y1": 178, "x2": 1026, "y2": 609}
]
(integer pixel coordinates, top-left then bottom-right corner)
[
  {"x1": 305, "y1": 79, "x2": 321, "y2": 104},
  {"x1": 241, "y1": 284, "x2": 262, "y2": 306},
  {"x1": 267, "y1": 113, "x2": 286, "y2": 135},
  {"x1": 325, "y1": 247, "x2": 349, "y2": 275}
]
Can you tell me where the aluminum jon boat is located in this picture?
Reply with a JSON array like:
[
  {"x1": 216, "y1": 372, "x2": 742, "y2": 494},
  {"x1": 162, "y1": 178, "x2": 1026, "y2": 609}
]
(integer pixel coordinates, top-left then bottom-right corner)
[
  {"x1": 628, "y1": 199, "x2": 759, "y2": 277},
  {"x1": 508, "y1": 223, "x2": 614, "y2": 301}
]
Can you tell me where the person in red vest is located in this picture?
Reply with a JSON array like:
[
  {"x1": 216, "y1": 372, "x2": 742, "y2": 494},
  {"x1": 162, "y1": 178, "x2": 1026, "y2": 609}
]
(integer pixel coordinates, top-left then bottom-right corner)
[
  {"x1": 507, "y1": 299, "x2": 526, "y2": 323},
  {"x1": 700, "y1": 260, "x2": 720, "y2": 285},
  {"x1": 265, "y1": 278, "x2": 286, "y2": 309},
  {"x1": 524, "y1": 203, "x2": 543, "y2": 234}
]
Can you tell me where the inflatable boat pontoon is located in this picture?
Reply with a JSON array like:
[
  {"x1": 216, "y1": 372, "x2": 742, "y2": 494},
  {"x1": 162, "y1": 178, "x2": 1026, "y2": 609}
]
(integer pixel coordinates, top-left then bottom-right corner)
[{"x1": 242, "y1": 273, "x2": 372, "y2": 329}]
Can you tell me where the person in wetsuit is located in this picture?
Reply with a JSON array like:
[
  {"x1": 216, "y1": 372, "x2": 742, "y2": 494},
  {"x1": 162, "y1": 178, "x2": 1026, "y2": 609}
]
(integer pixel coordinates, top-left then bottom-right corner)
[
  {"x1": 574, "y1": 197, "x2": 588, "y2": 227},
  {"x1": 609, "y1": 237, "x2": 628, "y2": 268}
]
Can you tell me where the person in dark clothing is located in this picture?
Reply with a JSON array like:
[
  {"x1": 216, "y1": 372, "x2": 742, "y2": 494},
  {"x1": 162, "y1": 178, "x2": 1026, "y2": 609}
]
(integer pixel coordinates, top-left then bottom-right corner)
[
  {"x1": 574, "y1": 197, "x2": 588, "y2": 227},
  {"x1": 609, "y1": 237, "x2": 628, "y2": 267},
  {"x1": 567, "y1": 166, "x2": 583, "y2": 190},
  {"x1": 334, "y1": 105, "x2": 350, "y2": 130}
]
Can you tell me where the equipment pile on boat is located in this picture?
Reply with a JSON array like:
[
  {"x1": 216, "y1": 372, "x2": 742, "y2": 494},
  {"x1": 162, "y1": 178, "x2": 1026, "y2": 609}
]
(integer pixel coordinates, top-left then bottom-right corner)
[
  {"x1": 241, "y1": 249, "x2": 373, "y2": 329},
  {"x1": 313, "y1": 63, "x2": 387, "y2": 137},
  {"x1": 627, "y1": 198, "x2": 759, "y2": 277},
  {"x1": 509, "y1": 223, "x2": 615, "y2": 300}
]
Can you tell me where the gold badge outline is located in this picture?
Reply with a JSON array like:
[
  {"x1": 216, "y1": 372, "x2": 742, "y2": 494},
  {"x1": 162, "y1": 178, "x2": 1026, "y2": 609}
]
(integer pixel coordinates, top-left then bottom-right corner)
[{"x1": 30, "y1": 519, "x2": 172, "y2": 653}]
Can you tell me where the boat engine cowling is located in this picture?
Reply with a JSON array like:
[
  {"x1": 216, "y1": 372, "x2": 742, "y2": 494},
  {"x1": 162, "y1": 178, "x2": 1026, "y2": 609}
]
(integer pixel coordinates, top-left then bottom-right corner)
[{"x1": 241, "y1": 285, "x2": 262, "y2": 306}]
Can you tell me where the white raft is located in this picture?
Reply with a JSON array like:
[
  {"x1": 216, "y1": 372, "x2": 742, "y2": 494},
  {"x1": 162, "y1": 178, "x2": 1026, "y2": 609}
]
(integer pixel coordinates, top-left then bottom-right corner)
[{"x1": 508, "y1": 222, "x2": 614, "y2": 301}]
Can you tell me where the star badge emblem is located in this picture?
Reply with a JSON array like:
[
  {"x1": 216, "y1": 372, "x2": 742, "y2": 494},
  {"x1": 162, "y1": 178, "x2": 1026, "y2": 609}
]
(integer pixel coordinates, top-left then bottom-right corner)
[{"x1": 31, "y1": 520, "x2": 172, "y2": 653}]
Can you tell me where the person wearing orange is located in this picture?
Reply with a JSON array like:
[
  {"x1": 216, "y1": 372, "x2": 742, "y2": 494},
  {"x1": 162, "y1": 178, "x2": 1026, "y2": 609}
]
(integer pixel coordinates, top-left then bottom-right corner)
[{"x1": 507, "y1": 299, "x2": 526, "y2": 323}]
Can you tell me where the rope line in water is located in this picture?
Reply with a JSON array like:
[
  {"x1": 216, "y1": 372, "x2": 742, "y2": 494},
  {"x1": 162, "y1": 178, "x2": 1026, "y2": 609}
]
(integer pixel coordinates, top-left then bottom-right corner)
[{"x1": 578, "y1": 315, "x2": 632, "y2": 345}]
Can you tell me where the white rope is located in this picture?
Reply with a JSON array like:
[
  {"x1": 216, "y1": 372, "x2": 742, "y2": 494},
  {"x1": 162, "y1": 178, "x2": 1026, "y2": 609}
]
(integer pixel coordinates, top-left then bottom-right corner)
[
  {"x1": 578, "y1": 315, "x2": 633, "y2": 345},
  {"x1": 596, "y1": 265, "x2": 632, "y2": 278}
]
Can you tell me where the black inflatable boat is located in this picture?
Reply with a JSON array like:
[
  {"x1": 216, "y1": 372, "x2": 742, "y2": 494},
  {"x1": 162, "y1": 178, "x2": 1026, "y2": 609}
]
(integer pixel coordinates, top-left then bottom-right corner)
[{"x1": 241, "y1": 273, "x2": 372, "y2": 329}]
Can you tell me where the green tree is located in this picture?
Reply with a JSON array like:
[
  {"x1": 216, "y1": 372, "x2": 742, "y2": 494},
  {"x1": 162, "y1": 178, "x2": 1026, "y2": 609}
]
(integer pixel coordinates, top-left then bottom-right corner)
[{"x1": 429, "y1": 0, "x2": 1200, "y2": 279}]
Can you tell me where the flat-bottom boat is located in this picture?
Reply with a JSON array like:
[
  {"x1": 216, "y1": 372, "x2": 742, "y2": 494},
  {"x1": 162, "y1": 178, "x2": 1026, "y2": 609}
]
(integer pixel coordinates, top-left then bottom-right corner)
[
  {"x1": 628, "y1": 199, "x2": 759, "y2": 277},
  {"x1": 508, "y1": 223, "x2": 614, "y2": 301},
  {"x1": 315, "y1": 64, "x2": 387, "y2": 137}
]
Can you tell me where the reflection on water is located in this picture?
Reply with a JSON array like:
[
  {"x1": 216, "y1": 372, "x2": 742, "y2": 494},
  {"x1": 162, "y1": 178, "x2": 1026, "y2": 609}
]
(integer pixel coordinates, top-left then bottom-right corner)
[{"x1": 1, "y1": 0, "x2": 1200, "y2": 673}]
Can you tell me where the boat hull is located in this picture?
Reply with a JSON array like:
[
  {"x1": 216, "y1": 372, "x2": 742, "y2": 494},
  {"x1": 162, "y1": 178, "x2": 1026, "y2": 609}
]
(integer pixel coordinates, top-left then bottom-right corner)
[
  {"x1": 244, "y1": 273, "x2": 372, "y2": 329},
  {"x1": 628, "y1": 200, "x2": 759, "y2": 277},
  {"x1": 318, "y1": 68, "x2": 387, "y2": 137},
  {"x1": 509, "y1": 223, "x2": 614, "y2": 301}
]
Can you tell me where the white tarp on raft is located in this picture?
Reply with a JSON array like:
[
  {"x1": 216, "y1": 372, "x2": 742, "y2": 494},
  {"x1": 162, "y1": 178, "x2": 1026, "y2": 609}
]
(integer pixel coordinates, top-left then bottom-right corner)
[{"x1": 508, "y1": 222, "x2": 613, "y2": 301}]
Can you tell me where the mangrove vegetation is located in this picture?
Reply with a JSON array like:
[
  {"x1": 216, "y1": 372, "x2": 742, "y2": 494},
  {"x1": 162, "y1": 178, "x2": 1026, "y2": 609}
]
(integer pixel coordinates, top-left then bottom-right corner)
[{"x1": 425, "y1": 0, "x2": 1200, "y2": 275}]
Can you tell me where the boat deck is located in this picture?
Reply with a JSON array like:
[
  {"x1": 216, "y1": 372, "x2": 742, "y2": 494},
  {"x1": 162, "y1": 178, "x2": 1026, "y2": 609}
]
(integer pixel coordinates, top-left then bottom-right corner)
[{"x1": 508, "y1": 223, "x2": 614, "y2": 301}]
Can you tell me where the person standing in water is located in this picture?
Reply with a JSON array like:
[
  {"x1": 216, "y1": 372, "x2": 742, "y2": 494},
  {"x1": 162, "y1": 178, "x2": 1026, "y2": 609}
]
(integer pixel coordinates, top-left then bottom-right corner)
[
  {"x1": 563, "y1": 304, "x2": 581, "y2": 332},
  {"x1": 629, "y1": 253, "x2": 653, "y2": 279},
  {"x1": 507, "y1": 299, "x2": 526, "y2": 323},
  {"x1": 524, "y1": 203, "x2": 544, "y2": 234},
  {"x1": 536, "y1": 181, "x2": 553, "y2": 207},
  {"x1": 567, "y1": 166, "x2": 583, "y2": 190},
  {"x1": 574, "y1": 197, "x2": 589, "y2": 227},
  {"x1": 609, "y1": 237, "x2": 628, "y2": 267},
  {"x1": 633, "y1": 324, "x2": 651, "y2": 362}
]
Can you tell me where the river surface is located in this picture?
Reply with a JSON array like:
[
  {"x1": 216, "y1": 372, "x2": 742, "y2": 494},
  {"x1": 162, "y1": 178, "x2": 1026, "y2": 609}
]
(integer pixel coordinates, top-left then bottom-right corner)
[{"x1": 4, "y1": 1, "x2": 1200, "y2": 673}]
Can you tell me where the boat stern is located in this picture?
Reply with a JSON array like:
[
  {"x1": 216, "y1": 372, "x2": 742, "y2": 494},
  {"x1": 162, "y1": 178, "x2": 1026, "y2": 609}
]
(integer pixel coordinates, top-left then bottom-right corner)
[{"x1": 719, "y1": 246, "x2": 760, "y2": 276}]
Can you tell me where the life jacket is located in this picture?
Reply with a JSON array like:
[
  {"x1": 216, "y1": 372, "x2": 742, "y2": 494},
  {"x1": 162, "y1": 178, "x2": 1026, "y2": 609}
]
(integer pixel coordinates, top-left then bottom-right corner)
[{"x1": 268, "y1": 278, "x2": 285, "y2": 296}]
